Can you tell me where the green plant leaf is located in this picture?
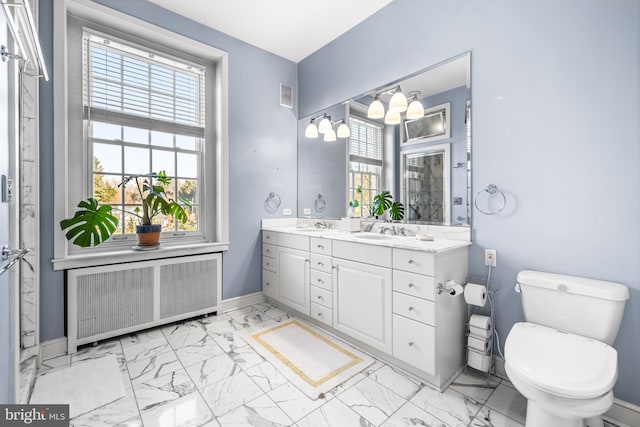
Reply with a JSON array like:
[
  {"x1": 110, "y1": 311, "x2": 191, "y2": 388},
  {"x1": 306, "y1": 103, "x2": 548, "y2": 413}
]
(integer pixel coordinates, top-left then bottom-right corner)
[
  {"x1": 165, "y1": 201, "x2": 189, "y2": 223},
  {"x1": 59, "y1": 198, "x2": 118, "y2": 247},
  {"x1": 389, "y1": 201, "x2": 405, "y2": 221},
  {"x1": 373, "y1": 191, "x2": 392, "y2": 216}
]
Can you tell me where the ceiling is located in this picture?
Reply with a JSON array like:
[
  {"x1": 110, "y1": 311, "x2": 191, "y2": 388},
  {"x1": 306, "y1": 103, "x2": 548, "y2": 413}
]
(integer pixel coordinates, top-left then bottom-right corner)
[{"x1": 147, "y1": 0, "x2": 394, "y2": 63}]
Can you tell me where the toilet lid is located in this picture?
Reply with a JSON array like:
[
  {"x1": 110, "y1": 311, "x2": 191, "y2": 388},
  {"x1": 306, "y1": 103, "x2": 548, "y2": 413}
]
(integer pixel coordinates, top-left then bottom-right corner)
[{"x1": 505, "y1": 322, "x2": 618, "y2": 398}]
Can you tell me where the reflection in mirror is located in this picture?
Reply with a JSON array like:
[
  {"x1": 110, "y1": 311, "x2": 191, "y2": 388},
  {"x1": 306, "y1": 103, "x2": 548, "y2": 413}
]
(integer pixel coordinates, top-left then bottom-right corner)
[{"x1": 297, "y1": 52, "x2": 471, "y2": 227}]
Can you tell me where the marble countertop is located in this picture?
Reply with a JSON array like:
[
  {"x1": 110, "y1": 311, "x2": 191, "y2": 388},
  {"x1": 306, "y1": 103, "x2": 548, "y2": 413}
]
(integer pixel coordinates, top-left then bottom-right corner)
[{"x1": 261, "y1": 225, "x2": 471, "y2": 253}]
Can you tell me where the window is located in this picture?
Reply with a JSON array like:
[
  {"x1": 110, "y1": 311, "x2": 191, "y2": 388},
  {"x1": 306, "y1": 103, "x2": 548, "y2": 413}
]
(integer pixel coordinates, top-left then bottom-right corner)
[
  {"x1": 348, "y1": 117, "x2": 383, "y2": 217},
  {"x1": 83, "y1": 30, "x2": 205, "y2": 239}
]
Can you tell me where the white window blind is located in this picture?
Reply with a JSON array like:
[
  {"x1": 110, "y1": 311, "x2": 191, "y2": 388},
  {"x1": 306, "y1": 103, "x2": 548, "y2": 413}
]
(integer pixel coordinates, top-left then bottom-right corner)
[
  {"x1": 83, "y1": 30, "x2": 206, "y2": 137},
  {"x1": 349, "y1": 117, "x2": 383, "y2": 166}
]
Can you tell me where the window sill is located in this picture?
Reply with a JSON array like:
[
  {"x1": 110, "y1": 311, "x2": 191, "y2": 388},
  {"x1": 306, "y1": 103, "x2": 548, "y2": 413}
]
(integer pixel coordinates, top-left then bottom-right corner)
[{"x1": 52, "y1": 241, "x2": 229, "y2": 271}]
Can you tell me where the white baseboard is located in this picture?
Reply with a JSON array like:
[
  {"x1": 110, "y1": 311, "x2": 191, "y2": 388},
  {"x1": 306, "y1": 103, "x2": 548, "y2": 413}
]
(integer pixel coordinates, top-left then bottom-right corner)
[
  {"x1": 40, "y1": 337, "x2": 68, "y2": 361},
  {"x1": 221, "y1": 292, "x2": 265, "y2": 313},
  {"x1": 493, "y1": 356, "x2": 639, "y2": 427}
]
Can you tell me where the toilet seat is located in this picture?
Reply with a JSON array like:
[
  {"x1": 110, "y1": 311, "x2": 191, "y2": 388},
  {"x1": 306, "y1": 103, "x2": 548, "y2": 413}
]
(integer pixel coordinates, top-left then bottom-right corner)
[{"x1": 505, "y1": 322, "x2": 618, "y2": 399}]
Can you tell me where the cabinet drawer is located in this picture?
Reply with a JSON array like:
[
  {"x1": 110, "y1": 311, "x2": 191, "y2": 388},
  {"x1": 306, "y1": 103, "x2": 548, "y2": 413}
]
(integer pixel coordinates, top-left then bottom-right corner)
[
  {"x1": 262, "y1": 269, "x2": 277, "y2": 298},
  {"x1": 276, "y1": 233, "x2": 309, "y2": 251},
  {"x1": 333, "y1": 240, "x2": 392, "y2": 268},
  {"x1": 262, "y1": 230, "x2": 276, "y2": 243},
  {"x1": 393, "y1": 248, "x2": 435, "y2": 276},
  {"x1": 310, "y1": 237, "x2": 332, "y2": 256},
  {"x1": 310, "y1": 270, "x2": 332, "y2": 291},
  {"x1": 393, "y1": 314, "x2": 436, "y2": 375},
  {"x1": 393, "y1": 270, "x2": 436, "y2": 301},
  {"x1": 262, "y1": 256, "x2": 276, "y2": 272},
  {"x1": 393, "y1": 292, "x2": 435, "y2": 326},
  {"x1": 310, "y1": 253, "x2": 332, "y2": 273},
  {"x1": 311, "y1": 302, "x2": 333, "y2": 327},
  {"x1": 262, "y1": 243, "x2": 276, "y2": 258},
  {"x1": 311, "y1": 286, "x2": 332, "y2": 309}
]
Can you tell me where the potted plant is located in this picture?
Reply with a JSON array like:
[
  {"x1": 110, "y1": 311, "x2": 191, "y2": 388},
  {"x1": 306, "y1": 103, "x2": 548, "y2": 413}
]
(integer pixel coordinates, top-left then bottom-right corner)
[
  {"x1": 60, "y1": 171, "x2": 191, "y2": 248},
  {"x1": 347, "y1": 185, "x2": 362, "y2": 218},
  {"x1": 373, "y1": 190, "x2": 405, "y2": 221}
]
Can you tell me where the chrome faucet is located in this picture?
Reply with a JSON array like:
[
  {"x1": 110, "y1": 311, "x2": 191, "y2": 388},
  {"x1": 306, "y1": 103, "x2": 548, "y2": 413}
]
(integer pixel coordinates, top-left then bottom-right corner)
[{"x1": 379, "y1": 226, "x2": 393, "y2": 235}]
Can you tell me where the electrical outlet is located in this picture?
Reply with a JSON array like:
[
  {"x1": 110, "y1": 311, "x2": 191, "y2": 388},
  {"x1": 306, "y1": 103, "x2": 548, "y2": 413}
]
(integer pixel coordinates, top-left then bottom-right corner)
[
  {"x1": 485, "y1": 249, "x2": 497, "y2": 266},
  {"x1": 303, "y1": 208, "x2": 311, "y2": 215},
  {"x1": 282, "y1": 208, "x2": 292, "y2": 216}
]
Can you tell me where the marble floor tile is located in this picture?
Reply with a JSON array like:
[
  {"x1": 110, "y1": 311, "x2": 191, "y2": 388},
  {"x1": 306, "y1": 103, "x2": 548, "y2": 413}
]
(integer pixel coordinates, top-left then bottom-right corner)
[
  {"x1": 471, "y1": 406, "x2": 525, "y2": 427},
  {"x1": 197, "y1": 313, "x2": 231, "y2": 327},
  {"x1": 216, "y1": 394, "x2": 294, "y2": 426},
  {"x1": 38, "y1": 354, "x2": 71, "y2": 376},
  {"x1": 368, "y1": 364, "x2": 424, "y2": 400},
  {"x1": 166, "y1": 327, "x2": 209, "y2": 349},
  {"x1": 205, "y1": 317, "x2": 246, "y2": 335},
  {"x1": 228, "y1": 344, "x2": 265, "y2": 370},
  {"x1": 337, "y1": 376, "x2": 406, "y2": 426},
  {"x1": 140, "y1": 391, "x2": 215, "y2": 427},
  {"x1": 70, "y1": 387, "x2": 139, "y2": 427},
  {"x1": 410, "y1": 385, "x2": 482, "y2": 427},
  {"x1": 449, "y1": 371, "x2": 501, "y2": 404},
  {"x1": 297, "y1": 397, "x2": 374, "y2": 427},
  {"x1": 72, "y1": 339, "x2": 123, "y2": 364},
  {"x1": 484, "y1": 383, "x2": 527, "y2": 425},
  {"x1": 185, "y1": 353, "x2": 240, "y2": 390},
  {"x1": 174, "y1": 333, "x2": 226, "y2": 368},
  {"x1": 210, "y1": 330, "x2": 248, "y2": 352},
  {"x1": 126, "y1": 350, "x2": 182, "y2": 385},
  {"x1": 242, "y1": 318, "x2": 280, "y2": 332},
  {"x1": 133, "y1": 369, "x2": 197, "y2": 413},
  {"x1": 270, "y1": 312, "x2": 296, "y2": 323},
  {"x1": 113, "y1": 415, "x2": 143, "y2": 427},
  {"x1": 227, "y1": 305, "x2": 270, "y2": 326},
  {"x1": 200, "y1": 371, "x2": 264, "y2": 417},
  {"x1": 244, "y1": 361, "x2": 288, "y2": 393},
  {"x1": 120, "y1": 328, "x2": 166, "y2": 348},
  {"x1": 162, "y1": 319, "x2": 208, "y2": 336},
  {"x1": 381, "y1": 401, "x2": 448, "y2": 427},
  {"x1": 253, "y1": 303, "x2": 291, "y2": 320},
  {"x1": 267, "y1": 382, "x2": 326, "y2": 422},
  {"x1": 122, "y1": 337, "x2": 171, "y2": 363}
]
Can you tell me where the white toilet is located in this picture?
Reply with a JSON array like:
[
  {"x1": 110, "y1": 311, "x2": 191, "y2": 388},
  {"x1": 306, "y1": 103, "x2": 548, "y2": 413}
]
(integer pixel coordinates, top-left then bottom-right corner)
[{"x1": 505, "y1": 270, "x2": 629, "y2": 427}]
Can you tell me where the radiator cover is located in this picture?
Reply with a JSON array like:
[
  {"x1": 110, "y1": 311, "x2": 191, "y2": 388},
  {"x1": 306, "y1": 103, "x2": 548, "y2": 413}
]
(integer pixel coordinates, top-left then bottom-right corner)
[{"x1": 67, "y1": 253, "x2": 222, "y2": 353}]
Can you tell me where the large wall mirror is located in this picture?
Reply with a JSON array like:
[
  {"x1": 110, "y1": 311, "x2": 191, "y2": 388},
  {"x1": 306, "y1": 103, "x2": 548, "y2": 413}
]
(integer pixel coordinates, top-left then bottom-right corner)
[{"x1": 297, "y1": 52, "x2": 471, "y2": 227}]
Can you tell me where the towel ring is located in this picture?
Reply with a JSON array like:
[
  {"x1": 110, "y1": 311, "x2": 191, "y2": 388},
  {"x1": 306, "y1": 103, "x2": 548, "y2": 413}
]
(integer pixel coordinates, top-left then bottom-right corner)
[
  {"x1": 474, "y1": 184, "x2": 506, "y2": 215},
  {"x1": 265, "y1": 192, "x2": 281, "y2": 212},
  {"x1": 314, "y1": 193, "x2": 326, "y2": 212}
]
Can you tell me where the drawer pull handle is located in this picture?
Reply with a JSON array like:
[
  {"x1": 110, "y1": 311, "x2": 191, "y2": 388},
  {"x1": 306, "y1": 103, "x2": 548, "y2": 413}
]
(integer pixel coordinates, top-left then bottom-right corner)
[
  {"x1": 317, "y1": 312, "x2": 323, "y2": 317},
  {"x1": 317, "y1": 278, "x2": 324, "y2": 284},
  {"x1": 266, "y1": 236, "x2": 270, "y2": 239},
  {"x1": 408, "y1": 259, "x2": 415, "y2": 264},
  {"x1": 408, "y1": 306, "x2": 415, "y2": 311},
  {"x1": 305, "y1": 259, "x2": 310, "y2": 263},
  {"x1": 408, "y1": 342, "x2": 415, "y2": 347},
  {"x1": 317, "y1": 296, "x2": 323, "y2": 300},
  {"x1": 317, "y1": 261, "x2": 324, "y2": 267},
  {"x1": 265, "y1": 282, "x2": 270, "y2": 286},
  {"x1": 317, "y1": 244, "x2": 324, "y2": 249},
  {"x1": 408, "y1": 283, "x2": 415, "y2": 288}
]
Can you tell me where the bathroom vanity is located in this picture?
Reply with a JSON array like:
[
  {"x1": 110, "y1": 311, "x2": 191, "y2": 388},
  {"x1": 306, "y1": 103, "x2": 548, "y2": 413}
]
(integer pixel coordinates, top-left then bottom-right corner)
[{"x1": 261, "y1": 222, "x2": 469, "y2": 390}]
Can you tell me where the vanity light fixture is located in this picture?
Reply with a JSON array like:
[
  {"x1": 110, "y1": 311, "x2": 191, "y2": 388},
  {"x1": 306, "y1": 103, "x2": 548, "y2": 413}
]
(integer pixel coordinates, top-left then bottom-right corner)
[
  {"x1": 388, "y1": 86, "x2": 408, "y2": 113},
  {"x1": 384, "y1": 110, "x2": 401, "y2": 125},
  {"x1": 305, "y1": 115, "x2": 351, "y2": 140},
  {"x1": 406, "y1": 91, "x2": 425, "y2": 120},
  {"x1": 367, "y1": 95, "x2": 385, "y2": 119}
]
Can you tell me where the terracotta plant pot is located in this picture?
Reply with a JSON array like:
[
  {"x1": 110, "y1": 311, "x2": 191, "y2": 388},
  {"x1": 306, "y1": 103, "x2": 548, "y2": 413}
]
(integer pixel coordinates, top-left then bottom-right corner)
[{"x1": 136, "y1": 224, "x2": 162, "y2": 247}]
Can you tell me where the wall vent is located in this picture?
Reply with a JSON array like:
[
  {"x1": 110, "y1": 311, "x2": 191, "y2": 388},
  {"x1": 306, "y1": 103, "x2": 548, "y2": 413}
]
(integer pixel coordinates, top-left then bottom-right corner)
[{"x1": 280, "y1": 83, "x2": 293, "y2": 108}]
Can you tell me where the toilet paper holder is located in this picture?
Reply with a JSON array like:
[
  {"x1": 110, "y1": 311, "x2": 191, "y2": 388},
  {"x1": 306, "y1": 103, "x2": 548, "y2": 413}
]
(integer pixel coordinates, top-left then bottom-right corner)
[{"x1": 436, "y1": 280, "x2": 463, "y2": 296}]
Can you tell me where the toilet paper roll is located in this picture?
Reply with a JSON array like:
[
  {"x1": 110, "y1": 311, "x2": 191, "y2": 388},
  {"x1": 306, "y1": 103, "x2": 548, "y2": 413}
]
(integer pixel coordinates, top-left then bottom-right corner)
[
  {"x1": 469, "y1": 314, "x2": 492, "y2": 330},
  {"x1": 467, "y1": 348, "x2": 492, "y2": 372},
  {"x1": 464, "y1": 283, "x2": 487, "y2": 307},
  {"x1": 467, "y1": 335, "x2": 491, "y2": 354},
  {"x1": 469, "y1": 325, "x2": 493, "y2": 339},
  {"x1": 448, "y1": 284, "x2": 464, "y2": 297}
]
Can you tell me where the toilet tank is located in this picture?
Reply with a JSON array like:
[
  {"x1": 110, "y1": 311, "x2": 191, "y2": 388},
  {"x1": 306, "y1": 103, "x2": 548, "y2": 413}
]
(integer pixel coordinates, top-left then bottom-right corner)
[{"x1": 517, "y1": 270, "x2": 629, "y2": 345}]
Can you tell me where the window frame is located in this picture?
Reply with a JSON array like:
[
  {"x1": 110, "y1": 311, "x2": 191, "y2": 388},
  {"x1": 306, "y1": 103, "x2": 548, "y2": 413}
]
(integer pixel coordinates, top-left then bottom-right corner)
[
  {"x1": 53, "y1": 0, "x2": 229, "y2": 269},
  {"x1": 347, "y1": 116, "x2": 384, "y2": 217}
]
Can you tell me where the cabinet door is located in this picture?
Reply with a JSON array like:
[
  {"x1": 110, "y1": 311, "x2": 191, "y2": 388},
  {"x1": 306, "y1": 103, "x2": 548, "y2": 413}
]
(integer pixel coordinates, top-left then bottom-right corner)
[
  {"x1": 262, "y1": 269, "x2": 277, "y2": 299},
  {"x1": 333, "y1": 258, "x2": 392, "y2": 353},
  {"x1": 277, "y1": 247, "x2": 310, "y2": 315}
]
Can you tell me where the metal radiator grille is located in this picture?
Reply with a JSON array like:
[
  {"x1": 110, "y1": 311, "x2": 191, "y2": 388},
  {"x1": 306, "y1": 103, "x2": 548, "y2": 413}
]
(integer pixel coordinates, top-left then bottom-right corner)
[
  {"x1": 160, "y1": 259, "x2": 217, "y2": 319},
  {"x1": 76, "y1": 267, "x2": 154, "y2": 339}
]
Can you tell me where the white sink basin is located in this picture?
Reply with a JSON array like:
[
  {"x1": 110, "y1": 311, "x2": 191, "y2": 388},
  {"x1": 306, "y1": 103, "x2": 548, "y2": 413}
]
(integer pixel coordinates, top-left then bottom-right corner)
[
  {"x1": 296, "y1": 228, "x2": 327, "y2": 232},
  {"x1": 354, "y1": 233, "x2": 395, "y2": 240}
]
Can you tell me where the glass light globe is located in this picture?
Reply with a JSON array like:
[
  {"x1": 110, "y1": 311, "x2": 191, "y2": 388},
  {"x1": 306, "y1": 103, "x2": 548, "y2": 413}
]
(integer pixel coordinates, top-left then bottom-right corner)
[
  {"x1": 406, "y1": 99, "x2": 425, "y2": 120},
  {"x1": 317, "y1": 117, "x2": 332, "y2": 134},
  {"x1": 323, "y1": 128, "x2": 337, "y2": 142},
  {"x1": 336, "y1": 122, "x2": 351, "y2": 138},
  {"x1": 304, "y1": 122, "x2": 318, "y2": 138},
  {"x1": 384, "y1": 110, "x2": 401, "y2": 125},
  {"x1": 367, "y1": 97, "x2": 385, "y2": 119},
  {"x1": 389, "y1": 90, "x2": 408, "y2": 113}
]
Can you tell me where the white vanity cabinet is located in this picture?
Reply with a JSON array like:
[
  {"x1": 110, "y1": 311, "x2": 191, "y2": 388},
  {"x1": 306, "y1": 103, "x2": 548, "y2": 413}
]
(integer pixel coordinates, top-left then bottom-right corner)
[
  {"x1": 332, "y1": 241, "x2": 393, "y2": 353},
  {"x1": 309, "y1": 237, "x2": 333, "y2": 326},
  {"x1": 261, "y1": 232, "x2": 278, "y2": 299},
  {"x1": 275, "y1": 233, "x2": 310, "y2": 316},
  {"x1": 391, "y1": 247, "x2": 468, "y2": 384}
]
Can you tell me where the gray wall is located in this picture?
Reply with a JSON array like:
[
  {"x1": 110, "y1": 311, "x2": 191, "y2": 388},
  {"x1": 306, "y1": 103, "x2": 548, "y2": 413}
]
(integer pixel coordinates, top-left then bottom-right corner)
[
  {"x1": 298, "y1": 0, "x2": 640, "y2": 405},
  {"x1": 39, "y1": 0, "x2": 298, "y2": 340}
]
